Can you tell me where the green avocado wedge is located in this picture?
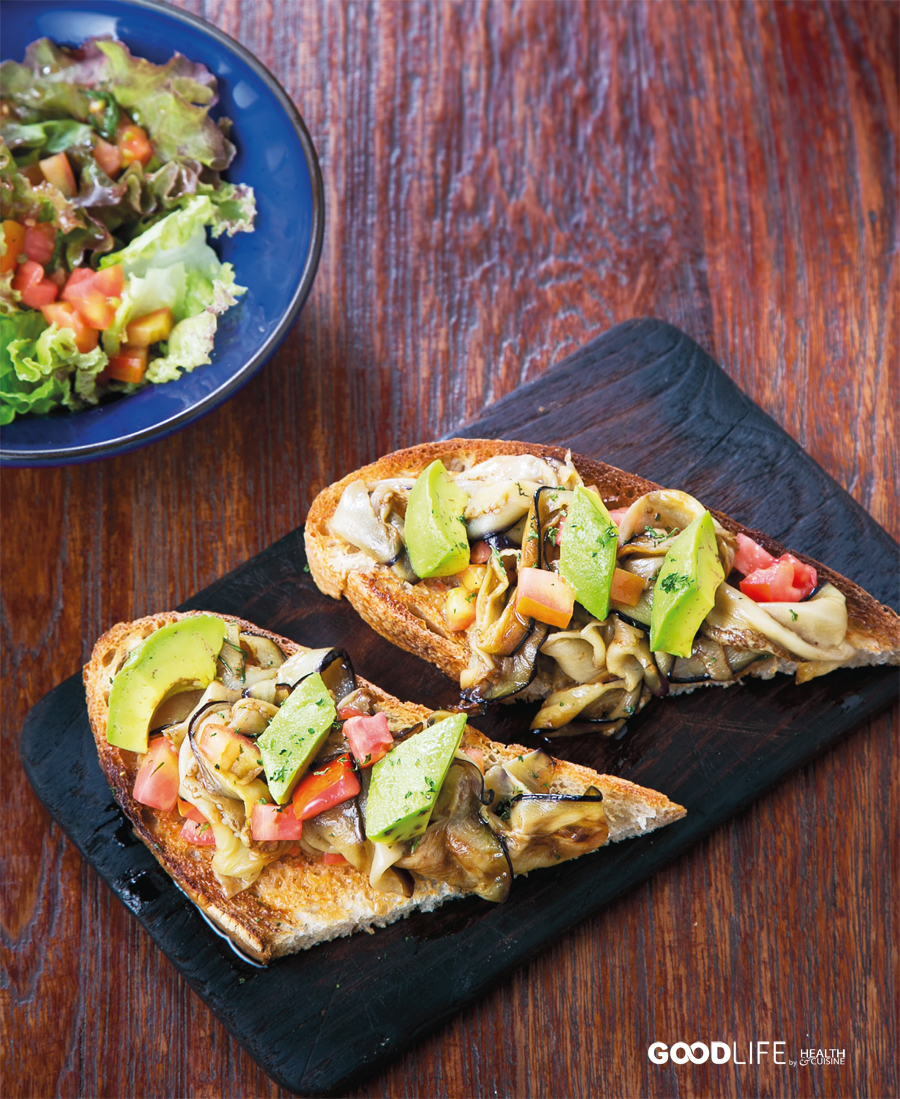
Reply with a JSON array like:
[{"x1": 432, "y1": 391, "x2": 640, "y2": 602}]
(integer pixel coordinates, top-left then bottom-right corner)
[
  {"x1": 365, "y1": 713, "x2": 467, "y2": 844},
  {"x1": 558, "y1": 486, "x2": 619, "y2": 621},
  {"x1": 106, "y1": 615, "x2": 226, "y2": 753},
  {"x1": 650, "y1": 511, "x2": 724, "y2": 657},
  {"x1": 256, "y1": 672, "x2": 337, "y2": 804},
  {"x1": 405, "y1": 460, "x2": 470, "y2": 578}
]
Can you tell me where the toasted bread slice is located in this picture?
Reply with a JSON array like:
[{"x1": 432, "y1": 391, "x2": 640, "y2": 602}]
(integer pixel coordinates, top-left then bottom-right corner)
[
  {"x1": 305, "y1": 439, "x2": 900, "y2": 696},
  {"x1": 85, "y1": 610, "x2": 686, "y2": 962}
]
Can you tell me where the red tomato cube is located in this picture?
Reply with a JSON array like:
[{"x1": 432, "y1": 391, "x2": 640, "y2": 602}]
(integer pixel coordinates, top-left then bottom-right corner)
[
  {"x1": 515, "y1": 567, "x2": 575, "y2": 629},
  {"x1": 344, "y1": 712, "x2": 393, "y2": 767},
  {"x1": 116, "y1": 121, "x2": 153, "y2": 168},
  {"x1": 94, "y1": 137, "x2": 123, "y2": 178},
  {"x1": 739, "y1": 554, "x2": 817, "y2": 603},
  {"x1": 106, "y1": 346, "x2": 148, "y2": 384},
  {"x1": 40, "y1": 302, "x2": 100, "y2": 353},
  {"x1": 250, "y1": 802, "x2": 304, "y2": 842},
  {"x1": 39, "y1": 152, "x2": 77, "y2": 197},
  {"x1": 177, "y1": 796, "x2": 206, "y2": 823},
  {"x1": 180, "y1": 819, "x2": 216, "y2": 846},
  {"x1": 24, "y1": 222, "x2": 57, "y2": 265},
  {"x1": 92, "y1": 263, "x2": 124, "y2": 298},
  {"x1": 733, "y1": 533, "x2": 776, "y2": 576},
  {"x1": 13, "y1": 260, "x2": 58, "y2": 308},
  {"x1": 292, "y1": 755, "x2": 361, "y2": 821},
  {"x1": 132, "y1": 737, "x2": 179, "y2": 813}
]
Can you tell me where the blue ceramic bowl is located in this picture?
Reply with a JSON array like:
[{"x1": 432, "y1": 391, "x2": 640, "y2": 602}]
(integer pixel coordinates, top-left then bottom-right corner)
[{"x1": 0, "y1": 0, "x2": 324, "y2": 466}]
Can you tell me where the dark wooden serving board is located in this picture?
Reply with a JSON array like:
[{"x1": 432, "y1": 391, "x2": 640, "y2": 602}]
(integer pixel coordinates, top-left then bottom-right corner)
[{"x1": 20, "y1": 320, "x2": 898, "y2": 1096}]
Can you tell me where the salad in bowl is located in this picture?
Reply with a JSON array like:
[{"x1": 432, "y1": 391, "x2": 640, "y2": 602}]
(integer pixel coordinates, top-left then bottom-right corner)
[{"x1": 0, "y1": 36, "x2": 256, "y2": 425}]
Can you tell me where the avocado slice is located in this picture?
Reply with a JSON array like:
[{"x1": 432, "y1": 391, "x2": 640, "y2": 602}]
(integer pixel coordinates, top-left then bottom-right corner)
[
  {"x1": 365, "y1": 713, "x2": 467, "y2": 843},
  {"x1": 405, "y1": 460, "x2": 470, "y2": 578},
  {"x1": 558, "y1": 486, "x2": 619, "y2": 621},
  {"x1": 256, "y1": 672, "x2": 337, "y2": 804},
  {"x1": 650, "y1": 511, "x2": 724, "y2": 657},
  {"x1": 106, "y1": 615, "x2": 226, "y2": 753}
]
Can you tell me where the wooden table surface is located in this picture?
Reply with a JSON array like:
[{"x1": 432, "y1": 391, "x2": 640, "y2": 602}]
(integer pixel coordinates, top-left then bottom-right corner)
[{"x1": 2, "y1": 2, "x2": 897, "y2": 1096}]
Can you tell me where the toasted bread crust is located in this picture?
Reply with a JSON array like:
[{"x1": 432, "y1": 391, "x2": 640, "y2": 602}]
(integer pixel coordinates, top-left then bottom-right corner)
[
  {"x1": 305, "y1": 438, "x2": 900, "y2": 679},
  {"x1": 85, "y1": 610, "x2": 686, "y2": 963}
]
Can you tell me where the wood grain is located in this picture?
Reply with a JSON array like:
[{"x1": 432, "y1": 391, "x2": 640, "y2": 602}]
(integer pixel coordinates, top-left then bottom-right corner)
[{"x1": 2, "y1": 2, "x2": 897, "y2": 1097}]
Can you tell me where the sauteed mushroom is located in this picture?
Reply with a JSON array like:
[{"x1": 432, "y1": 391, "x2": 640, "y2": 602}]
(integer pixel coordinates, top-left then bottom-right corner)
[
  {"x1": 398, "y1": 758, "x2": 512, "y2": 902},
  {"x1": 331, "y1": 479, "x2": 402, "y2": 564}
]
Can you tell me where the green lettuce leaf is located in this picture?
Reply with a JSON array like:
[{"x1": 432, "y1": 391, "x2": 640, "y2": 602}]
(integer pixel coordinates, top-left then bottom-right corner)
[
  {"x1": 0, "y1": 272, "x2": 21, "y2": 316},
  {"x1": 0, "y1": 37, "x2": 234, "y2": 170},
  {"x1": 146, "y1": 312, "x2": 218, "y2": 383},
  {"x1": 102, "y1": 197, "x2": 246, "y2": 318},
  {"x1": 1, "y1": 119, "x2": 96, "y2": 155},
  {"x1": 96, "y1": 198, "x2": 245, "y2": 378},
  {"x1": 0, "y1": 311, "x2": 109, "y2": 423}
]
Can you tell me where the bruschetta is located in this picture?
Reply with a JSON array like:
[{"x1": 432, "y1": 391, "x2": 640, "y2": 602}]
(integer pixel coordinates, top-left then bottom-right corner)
[{"x1": 305, "y1": 439, "x2": 900, "y2": 736}]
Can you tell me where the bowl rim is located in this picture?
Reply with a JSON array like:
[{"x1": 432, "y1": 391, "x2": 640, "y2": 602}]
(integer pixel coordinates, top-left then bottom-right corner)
[{"x1": 0, "y1": 0, "x2": 326, "y2": 467}]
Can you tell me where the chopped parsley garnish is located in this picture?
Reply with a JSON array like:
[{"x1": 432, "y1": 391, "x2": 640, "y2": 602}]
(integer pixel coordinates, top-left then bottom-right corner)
[{"x1": 659, "y1": 572, "x2": 692, "y2": 594}]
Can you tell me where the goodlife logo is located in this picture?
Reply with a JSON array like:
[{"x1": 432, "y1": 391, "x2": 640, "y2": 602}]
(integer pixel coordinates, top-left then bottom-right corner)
[{"x1": 648, "y1": 1041, "x2": 787, "y2": 1065}]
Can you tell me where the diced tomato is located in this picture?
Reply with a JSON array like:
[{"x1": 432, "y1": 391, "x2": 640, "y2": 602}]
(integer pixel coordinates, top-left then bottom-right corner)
[
  {"x1": 337, "y1": 705, "x2": 368, "y2": 720},
  {"x1": 12, "y1": 260, "x2": 58, "y2": 308},
  {"x1": 40, "y1": 302, "x2": 99, "y2": 353},
  {"x1": 250, "y1": 802, "x2": 304, "y2": 842},
  {"x1": 132, "y1": 737, "x2": 179, "y2": 813},
  {"x1": 740, "y1": 554, "x2": 817, "y2": 603},
  {"x1": 322, "y1": 852, "x2": 349, "y2": 865},
  {"x1": 39, "y1": 152, "x2": 77, "y2": 197},
  {"x1": 12, "y1": 260, "x2": 44, "y2": 294},
  {"x1": 1, "y1": 220, "x2": 26, "y2": 274},
  {"x1": 93, "y1": 137, "x2": 123, "y2": 178},
  {"x1": 92, "y1": 263, "x2": 124, "y2": 297},
  {"x1": 444, "y1": 586, "x2": 477, "y2": 632},
  {"x1": 608, "y1": 508, "x2": 629, "y2": 527},
  {"x1": 515, "y1": 567, "x2": 575, "y2": 629},
  {"x1": 116, "y1": 121, "x2": 153, "y2": 168},
  {"x1": 125, "y1": 306, "x2": 173, "y2": 347},
  {"x1": 61, "y1": 265, "x2": 123, "y2": 329},
  {"x1": 470, "y1": 540, "x2": 492, "y2": 564},
  {"x1": 24, "y1": 222, "x2": 57, "y2": 265},
  {"x1": 177, "y1": 796, "x2": 206, "y2": 823},
  {"x1": 344, "y1": 712, "x2": 393, "y2": 768},
  {"x1": 733, "y1": 532, "x2": 777, "y2": 576},
  {"x1": 196, "y1": 723, "x2": 263, "y2": 781},
  {"x1": 106, "y1": 348, "x2": 147, "y2": 384},
  {"x1": 106, "y1": 346, "x2": 148, "y2": 384},
  {"x1": 610, "y1": 567, "x2": 645, "y2": 607},
  {"x1": 63, "y1": 268, "x2": 94, "y2": 291},
  {"x1": 180, "y1": 819, "x2": 216, "y2": 846},
  {"x1": 292, "y1": 754, "x2": 361, "y2": 821},
  {"x1": 47, "y1": 267, "x2": 68, "y2": 289}
]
